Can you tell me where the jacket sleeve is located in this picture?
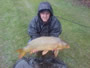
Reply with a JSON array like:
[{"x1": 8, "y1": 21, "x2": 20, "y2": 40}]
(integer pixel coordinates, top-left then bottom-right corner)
[
  {"x1": 49, "y1": 18, "x2": 62, "y2": 37},
  {"x1": 28, "y1": 18, "x2": 40, "y2": 40}
]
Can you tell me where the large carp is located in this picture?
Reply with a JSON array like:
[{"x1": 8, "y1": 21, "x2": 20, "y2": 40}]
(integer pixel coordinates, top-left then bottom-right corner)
[{"x1": 17, "y1": 36, "x2": 70, "y2": 59}]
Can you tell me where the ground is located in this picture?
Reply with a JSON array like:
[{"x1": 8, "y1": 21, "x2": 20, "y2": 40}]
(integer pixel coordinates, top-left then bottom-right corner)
[{"x1": 0, "y1": 0, "x2": 90, "y2": 68}]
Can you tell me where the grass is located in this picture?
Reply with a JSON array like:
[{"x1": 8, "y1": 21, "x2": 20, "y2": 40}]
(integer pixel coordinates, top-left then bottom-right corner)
[{"x1": 0, "y1": 0, "x2": 90, "y2": 68}]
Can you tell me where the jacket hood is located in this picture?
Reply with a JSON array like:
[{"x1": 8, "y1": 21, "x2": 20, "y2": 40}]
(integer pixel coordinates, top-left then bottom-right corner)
[{"x1": 38, "y1": 2, "x2": 53, "y2": 16}]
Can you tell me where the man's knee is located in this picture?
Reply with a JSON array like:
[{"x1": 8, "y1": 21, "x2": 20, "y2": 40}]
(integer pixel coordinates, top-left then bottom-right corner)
[{"x1": 14, "y1": 59, "x2": 32, "y2": 68}]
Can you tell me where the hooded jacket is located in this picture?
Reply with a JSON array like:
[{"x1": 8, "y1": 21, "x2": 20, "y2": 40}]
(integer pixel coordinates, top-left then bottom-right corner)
[{"x1": 28, "y1": 2, "x2": 62, "y2": 40}]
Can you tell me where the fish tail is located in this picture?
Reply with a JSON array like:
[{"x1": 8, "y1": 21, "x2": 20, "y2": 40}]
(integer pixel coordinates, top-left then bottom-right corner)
[{"x1": 16, "y1": 49, "x2": 26, "y2": 59}]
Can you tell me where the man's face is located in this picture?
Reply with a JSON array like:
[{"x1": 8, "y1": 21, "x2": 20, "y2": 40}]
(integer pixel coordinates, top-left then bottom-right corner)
[{"x1": 40, "y1": 11, "x2": 50, "y2": 22}]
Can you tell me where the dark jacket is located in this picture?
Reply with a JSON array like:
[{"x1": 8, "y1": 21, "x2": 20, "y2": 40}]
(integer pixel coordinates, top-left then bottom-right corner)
[{"x1": 28, "y1": 2, "x2": 62, "y2": 40}]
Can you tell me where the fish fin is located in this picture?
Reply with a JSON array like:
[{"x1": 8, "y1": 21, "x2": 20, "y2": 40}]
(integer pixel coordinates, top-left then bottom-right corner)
[
  {"x1": 16, "y1": 49, "x2": 26, "y2": 59},
  {"x1": 29, "y1": 49, "x2": 38, "y2": 55},
  {"x1": 54, "y1": 50, "x2": 59, "y2": 57},
  {"x1": 32, "y1": 49, "x2": 38, "y2": 53},
  {"x1": 67, "y1": 45, "x2": 70, "y2": 48},
  {"x1": 29, "y1": 51, "x2": 33, "y2": 54},
  {"x1": 42, "y1": 50, "x2": 48, "y2": 55}
]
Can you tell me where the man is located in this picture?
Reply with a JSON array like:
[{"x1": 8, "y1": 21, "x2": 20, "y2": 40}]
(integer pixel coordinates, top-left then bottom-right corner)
[
  {"x1": 28, "y1": 2, "x2": 62, "y2": 40},
  {"x1": 14, "y1": 2, "x2": 63, "y2": 68},
  {"x1": 28, "y1": 2, "x2": 62, "y2": 58}
]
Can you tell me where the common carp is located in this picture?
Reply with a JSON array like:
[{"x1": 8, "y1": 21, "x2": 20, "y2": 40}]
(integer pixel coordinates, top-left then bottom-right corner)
[{"x1": 17, "y1": 36, "x2": 70, "y2": 59}]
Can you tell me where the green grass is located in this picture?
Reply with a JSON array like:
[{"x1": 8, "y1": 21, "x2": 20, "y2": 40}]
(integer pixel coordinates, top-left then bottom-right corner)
[{"x1": 0, "y1": 0, "x2": 90, "y2": 68}]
